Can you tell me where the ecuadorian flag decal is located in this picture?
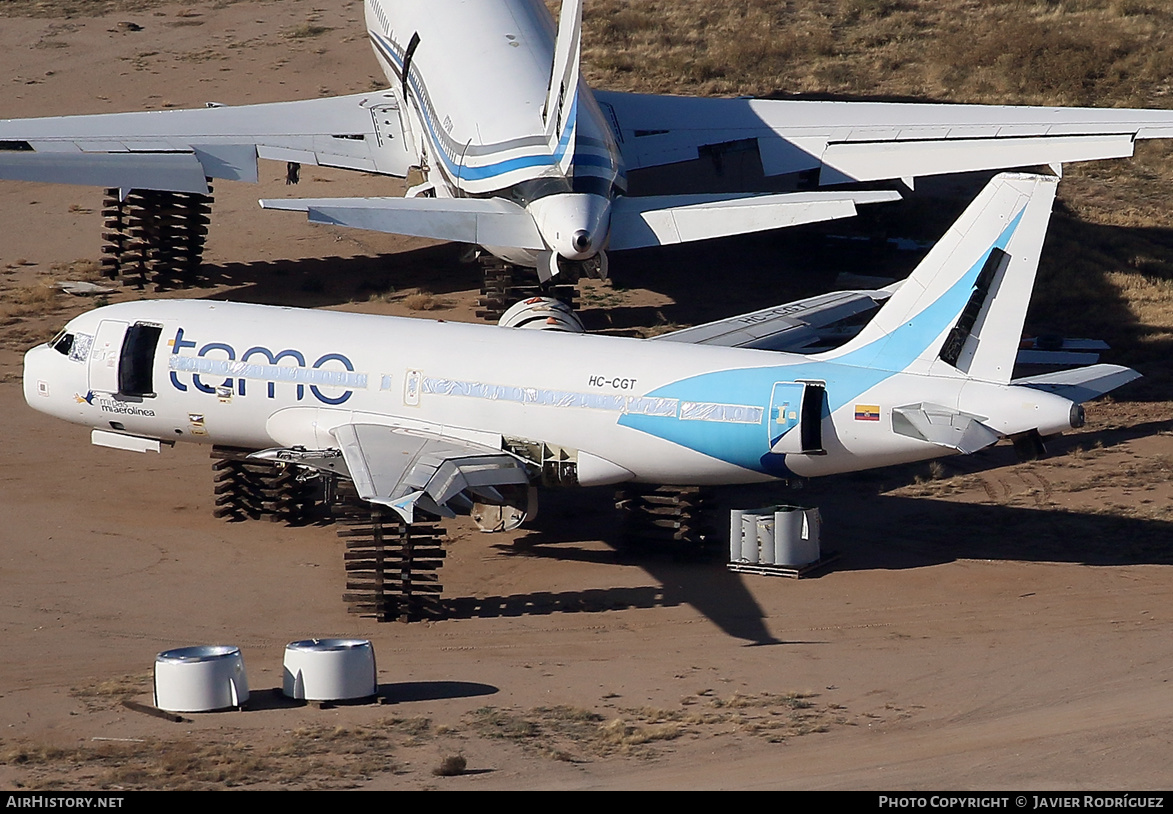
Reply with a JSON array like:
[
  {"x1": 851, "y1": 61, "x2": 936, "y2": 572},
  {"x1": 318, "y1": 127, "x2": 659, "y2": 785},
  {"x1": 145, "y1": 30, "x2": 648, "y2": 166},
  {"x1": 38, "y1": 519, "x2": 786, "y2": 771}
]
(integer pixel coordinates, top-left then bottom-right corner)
[{"x1": 855, "y1": 404, "x2": 881, "y2": 422}]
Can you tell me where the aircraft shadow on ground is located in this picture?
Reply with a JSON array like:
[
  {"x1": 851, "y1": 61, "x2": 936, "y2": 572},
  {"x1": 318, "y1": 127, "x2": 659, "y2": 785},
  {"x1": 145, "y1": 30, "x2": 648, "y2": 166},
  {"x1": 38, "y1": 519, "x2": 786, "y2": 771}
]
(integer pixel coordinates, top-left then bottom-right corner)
[
  {"x1": 437, "y1": 412, "x2": 1172, "y2": 643},
  {"x1": 198, "y1": 243, "x2": 479, "y2": 308}
]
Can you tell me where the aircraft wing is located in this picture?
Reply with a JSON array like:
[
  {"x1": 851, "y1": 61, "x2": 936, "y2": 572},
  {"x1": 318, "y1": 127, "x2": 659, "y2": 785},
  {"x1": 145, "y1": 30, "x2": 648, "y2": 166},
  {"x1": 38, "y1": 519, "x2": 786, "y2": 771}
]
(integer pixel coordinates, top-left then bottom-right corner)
[
  {"x1": 332, "y1": 423, "x2": 531, "y2": 525},
  {"x1": 595, "y1": 90, "x2": 1173, "y2": 185},
  {"x1": 0, "y1": 91, "x2": 412, "y2": 194},
  {"x1": 651, "y1": 288, "x2": 895, "y2": 352}
]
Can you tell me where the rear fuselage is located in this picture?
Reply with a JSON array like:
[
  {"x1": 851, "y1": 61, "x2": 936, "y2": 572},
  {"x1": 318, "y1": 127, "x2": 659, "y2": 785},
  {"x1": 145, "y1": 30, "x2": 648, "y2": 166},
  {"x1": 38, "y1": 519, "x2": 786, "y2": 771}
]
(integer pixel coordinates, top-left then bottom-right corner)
[{"x1": 364, "y1": 0, "x2": 622, "y2": 266}]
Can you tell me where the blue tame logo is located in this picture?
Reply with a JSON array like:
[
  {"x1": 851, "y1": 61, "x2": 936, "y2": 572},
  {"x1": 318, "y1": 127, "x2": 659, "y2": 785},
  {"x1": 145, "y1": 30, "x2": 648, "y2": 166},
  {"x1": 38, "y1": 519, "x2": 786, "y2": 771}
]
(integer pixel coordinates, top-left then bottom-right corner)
[{"x1": 167, "y1": 328, "x2": 365, "y2": 406}]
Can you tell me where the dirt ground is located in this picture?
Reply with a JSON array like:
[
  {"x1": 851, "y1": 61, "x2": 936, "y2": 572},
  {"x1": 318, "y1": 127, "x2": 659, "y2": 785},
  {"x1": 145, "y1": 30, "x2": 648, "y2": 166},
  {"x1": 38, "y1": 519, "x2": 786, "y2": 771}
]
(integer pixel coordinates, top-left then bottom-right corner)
[{"x1": 1, "y1": 0, "x2": 1172, "y2": 791}]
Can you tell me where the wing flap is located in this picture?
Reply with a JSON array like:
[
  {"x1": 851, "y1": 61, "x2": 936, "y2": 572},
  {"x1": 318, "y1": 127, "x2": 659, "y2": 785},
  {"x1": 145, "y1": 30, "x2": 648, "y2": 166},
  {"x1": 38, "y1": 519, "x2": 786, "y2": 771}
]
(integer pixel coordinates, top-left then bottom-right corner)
[
  {"x1": 0, "y1": 151, "x2": 211, "y2": 194},
  {"x1": 332, "y1": 423, "x2": 530, "y2": 524},
  {"x1": 819, "y1": 133, "x2": 1134, "y2": 185},
  {"x1": 260, "y1": 196, "x2": 546, "y2": 249}
]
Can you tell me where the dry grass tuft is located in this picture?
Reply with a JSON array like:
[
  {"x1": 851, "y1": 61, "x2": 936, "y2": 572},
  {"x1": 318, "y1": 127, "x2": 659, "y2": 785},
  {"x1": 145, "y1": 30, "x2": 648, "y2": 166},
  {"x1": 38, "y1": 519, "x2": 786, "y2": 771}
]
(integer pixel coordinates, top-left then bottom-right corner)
[
  {"x1": 285, "y1": 23, "x2": 333, "y2": 40},
  {"x1": 466, "y1": 693, "x2": 846, "y2": 760},
  {"x1": 2, "y1": 718, "x2": 411, "y2": 791},
  {"x1": 3, "y1": 282, "x2": 61, "y2": 318},
  {"x1": 402, "y1": 291, "x2": 449, "y2": 311},
  {"x1": 432, "y1": 754, "x2": 467, "y2": 776}
]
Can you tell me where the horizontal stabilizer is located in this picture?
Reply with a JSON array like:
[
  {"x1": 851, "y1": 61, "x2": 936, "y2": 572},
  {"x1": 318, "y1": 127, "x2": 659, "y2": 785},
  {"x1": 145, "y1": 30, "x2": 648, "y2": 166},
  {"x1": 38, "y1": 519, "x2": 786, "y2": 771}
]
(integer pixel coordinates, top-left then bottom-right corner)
[
  {"x1": 891, "y1": 403, "x2": 1001, "y2": 454},
  {"x1": 260, "y1": 196, "x2": 545, "y2": 250},
  {"x1": 608, "y1": 190, "x2": 901, "y2": 251},
  {"x1": 1012, "y1": 364, "x2": 1141, "y2": 404}
]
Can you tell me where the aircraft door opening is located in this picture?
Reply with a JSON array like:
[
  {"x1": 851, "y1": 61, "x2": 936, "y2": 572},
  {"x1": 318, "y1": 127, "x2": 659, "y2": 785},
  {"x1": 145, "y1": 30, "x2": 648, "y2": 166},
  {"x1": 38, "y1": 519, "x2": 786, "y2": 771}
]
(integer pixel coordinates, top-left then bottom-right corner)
[
  {"x1": 119, "y1": 323, "x2": 162, "y2": 397},
  {"x1": 769, "y1": 381, "x2": 826, "y2": 455}
]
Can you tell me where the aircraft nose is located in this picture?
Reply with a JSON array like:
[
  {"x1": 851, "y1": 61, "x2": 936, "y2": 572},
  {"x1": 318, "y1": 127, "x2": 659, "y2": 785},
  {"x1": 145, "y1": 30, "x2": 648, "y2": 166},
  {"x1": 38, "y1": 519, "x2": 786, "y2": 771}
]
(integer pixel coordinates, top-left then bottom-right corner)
[{"x1": 23, "y1": 344, "x2": 54, "y2": 410}]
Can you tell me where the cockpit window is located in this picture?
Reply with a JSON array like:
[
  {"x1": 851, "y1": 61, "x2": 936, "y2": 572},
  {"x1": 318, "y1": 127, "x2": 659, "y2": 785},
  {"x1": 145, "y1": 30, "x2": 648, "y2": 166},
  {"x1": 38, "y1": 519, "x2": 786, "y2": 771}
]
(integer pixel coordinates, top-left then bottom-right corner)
[
  {"x1": 50, "y1": 331, "x2": 74, "y2": 357},
  {"x1": 68, "y1": 333, "x2": 94, "y2": 364}
]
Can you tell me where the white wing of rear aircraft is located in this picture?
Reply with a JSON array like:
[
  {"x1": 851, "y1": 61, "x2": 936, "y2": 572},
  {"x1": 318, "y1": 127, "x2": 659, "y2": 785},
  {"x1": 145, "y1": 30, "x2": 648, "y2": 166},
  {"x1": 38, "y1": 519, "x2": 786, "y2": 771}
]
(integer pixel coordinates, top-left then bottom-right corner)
[
  {"x1": 595, "y1": 90, "x2": 1173, "y2": 185},
  {"x1": 0, "y1": 92, "x2": 412, "y2": 193}
]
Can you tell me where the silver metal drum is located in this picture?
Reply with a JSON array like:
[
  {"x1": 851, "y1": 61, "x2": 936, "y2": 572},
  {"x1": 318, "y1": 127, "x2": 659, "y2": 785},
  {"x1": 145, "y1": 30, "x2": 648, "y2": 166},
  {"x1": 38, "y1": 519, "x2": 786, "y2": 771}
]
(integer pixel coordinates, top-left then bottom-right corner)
[
  {"x1": 282, "y1": 638, "x2": 377, "y2": 702},
  {"x1": 153, "y1": 645, "x2": 249, "y2": 712}
]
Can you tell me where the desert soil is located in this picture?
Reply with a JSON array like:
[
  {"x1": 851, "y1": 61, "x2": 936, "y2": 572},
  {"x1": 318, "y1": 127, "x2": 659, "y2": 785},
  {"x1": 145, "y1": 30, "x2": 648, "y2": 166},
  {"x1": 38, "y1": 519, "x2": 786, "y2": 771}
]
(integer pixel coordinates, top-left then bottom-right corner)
[{"x1": 1, "y1": 0, "x2": 1172, "y2": 791}]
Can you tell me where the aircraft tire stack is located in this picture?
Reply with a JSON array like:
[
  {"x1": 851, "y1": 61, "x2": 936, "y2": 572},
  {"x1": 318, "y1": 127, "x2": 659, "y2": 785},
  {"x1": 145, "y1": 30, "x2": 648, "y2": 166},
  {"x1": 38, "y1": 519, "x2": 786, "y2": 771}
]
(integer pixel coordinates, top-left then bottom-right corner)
[
  {"x1": 476, "y1": 257, "x2": 579, "y2": 322},
  {"x1": 614, "y1": 485, "x2": 716, "y2": 557},
  {"x1": 210, "y1": 449, "x2": 448, "y2": 622},
  {"x1": 333, "y1": 481, "x2": 447, "y2": 622},
  {"x1": 100, "y1": 185, "x2": 213, "y2": 291},
  {"x1": 210, "y1": 446, "x2": 320, "y2": 524}
]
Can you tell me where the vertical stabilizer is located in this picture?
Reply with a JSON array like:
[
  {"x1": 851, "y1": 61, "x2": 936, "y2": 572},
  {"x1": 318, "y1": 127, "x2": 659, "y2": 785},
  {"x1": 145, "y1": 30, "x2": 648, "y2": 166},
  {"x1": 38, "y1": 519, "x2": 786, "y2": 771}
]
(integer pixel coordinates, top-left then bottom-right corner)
[
  {"x1": 544, "y1": 0, "x2": 582, "y2": 173},
  {"x1": 821, "y1": 172, "x2": 1058, "y2": 382}
]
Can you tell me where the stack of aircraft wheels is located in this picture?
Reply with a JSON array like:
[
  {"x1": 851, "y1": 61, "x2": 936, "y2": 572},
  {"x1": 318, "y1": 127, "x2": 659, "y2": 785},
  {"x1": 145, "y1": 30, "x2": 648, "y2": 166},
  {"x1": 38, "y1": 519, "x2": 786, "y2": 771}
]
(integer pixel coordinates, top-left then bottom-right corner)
[
  {"x1": 100, "y1": 185, "x2": 213, "y2": 290},
  {"x1": 332, "y1": 481, "x2": 447, "y2": 622},
  {"x1": 476, "y1": 257, "x2": 579, "y2": 322},
  {"x1": 614, "y1": 485, "x2": 716, "y2": 557}
]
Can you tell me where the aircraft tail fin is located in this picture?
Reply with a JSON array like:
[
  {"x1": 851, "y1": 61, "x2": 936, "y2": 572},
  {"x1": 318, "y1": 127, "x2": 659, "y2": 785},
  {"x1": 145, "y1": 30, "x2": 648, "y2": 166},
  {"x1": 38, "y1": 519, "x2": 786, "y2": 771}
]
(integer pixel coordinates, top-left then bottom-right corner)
[
  {"x1": 820, "y1": 172, "x2": 1059, "y2": 383},
  {"x1": 544, "y1": 0, "x2": 582, "y2": 173}
]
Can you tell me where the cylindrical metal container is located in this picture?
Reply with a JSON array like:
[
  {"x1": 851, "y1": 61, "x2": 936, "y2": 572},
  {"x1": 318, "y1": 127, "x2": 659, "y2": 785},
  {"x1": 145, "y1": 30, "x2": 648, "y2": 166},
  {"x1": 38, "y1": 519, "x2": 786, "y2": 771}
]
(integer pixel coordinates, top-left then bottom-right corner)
[
  {"x1": 154, "y1": 645, "x2": 249, "y2": 713},
  {"x1": 282, "y1": 638, "x2": 377, "y2": 702}
]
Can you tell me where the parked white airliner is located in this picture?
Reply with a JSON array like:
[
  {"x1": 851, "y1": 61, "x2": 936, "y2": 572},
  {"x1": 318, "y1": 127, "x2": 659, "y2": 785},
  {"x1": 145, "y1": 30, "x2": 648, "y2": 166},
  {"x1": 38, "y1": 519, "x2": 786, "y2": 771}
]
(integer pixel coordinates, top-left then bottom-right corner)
[
  {"x1": 3, "y1": 1, "x2": 1173, "y2": 281},
  {"x1": 24, "y1": 174, "x2": 1138, "y2": 525}
]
